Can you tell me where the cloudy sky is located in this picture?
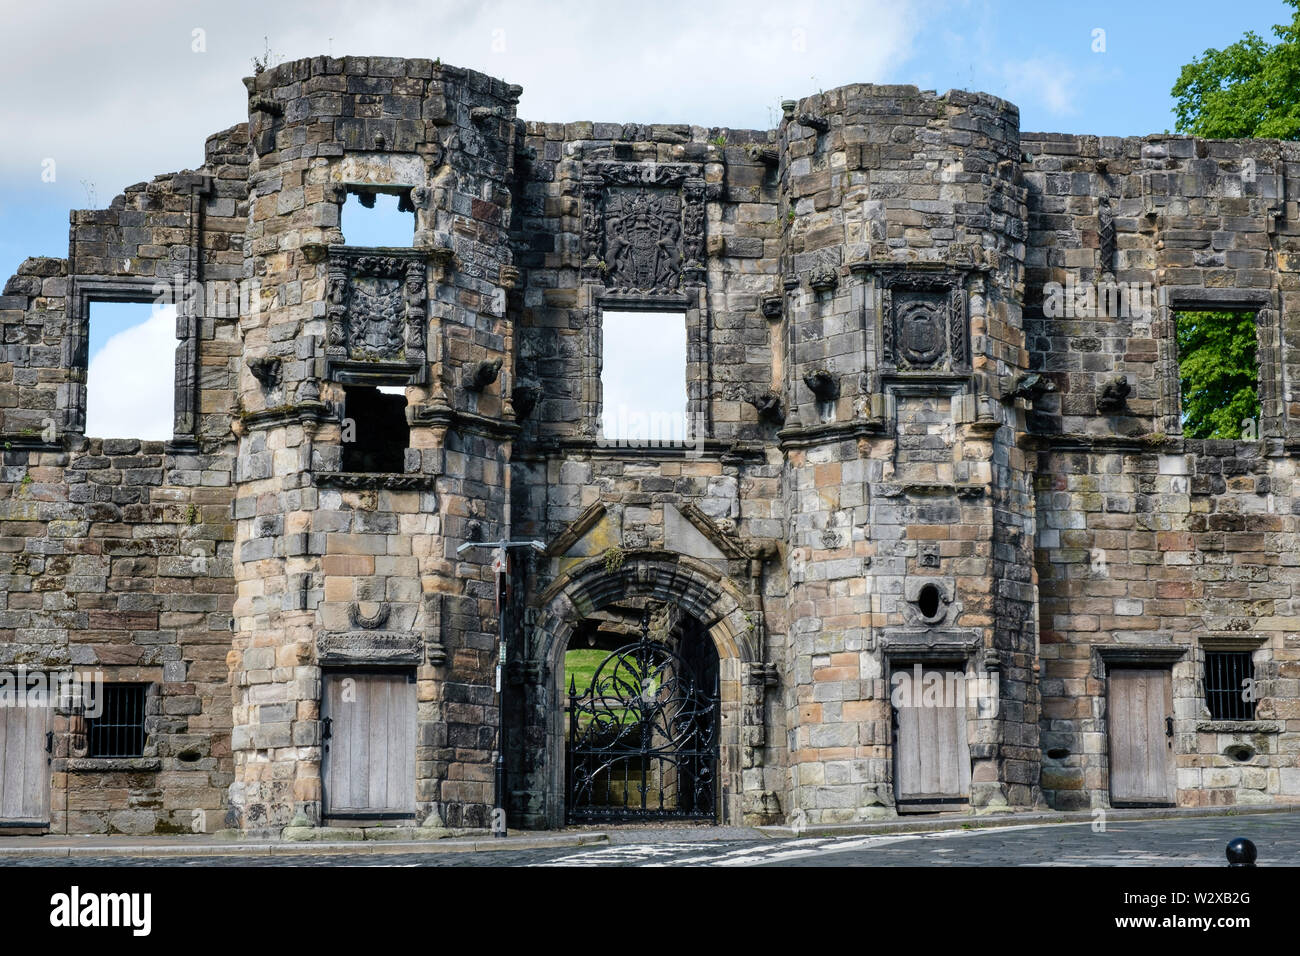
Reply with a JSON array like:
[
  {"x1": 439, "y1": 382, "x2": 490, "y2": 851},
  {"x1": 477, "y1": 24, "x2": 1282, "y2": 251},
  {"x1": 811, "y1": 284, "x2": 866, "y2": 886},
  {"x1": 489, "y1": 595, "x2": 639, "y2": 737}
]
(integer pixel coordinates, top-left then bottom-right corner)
[
  {"x1": 2, "y1": 0, "x2": 1291, "y2": 283},
  {"x1": 0, "y1": 0, "x2": 1289, "y2": 437},
  {"x1": 84, "y1": 302, "x2": 176, "y2": 441}
]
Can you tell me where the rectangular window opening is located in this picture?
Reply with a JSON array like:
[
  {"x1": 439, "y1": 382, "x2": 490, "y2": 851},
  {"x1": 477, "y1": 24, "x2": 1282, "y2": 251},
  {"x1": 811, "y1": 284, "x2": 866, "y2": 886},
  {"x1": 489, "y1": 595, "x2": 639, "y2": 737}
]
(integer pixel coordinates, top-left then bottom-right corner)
[
  {"x1": 1204, "y1": 651, "x2": 1256, "y2": 721},
  {"x1": 341, "y1": 384, "x2": 410, "y2": 473},
  {"x1": 600, "y1": 310, "x2": 688, "y2": 444},
  {"x1": 341, "y1": 187, "x2": 416, "y2": 247},
  {"x1": 1174, "y1": 310, "x2": 1260, "y2": 439},
  {"x1": 86, "y1": 683, "x2": 148, "y2": 758},
  {"x1": 85, "y1": 300, "x2": 176, "y2": 441}
]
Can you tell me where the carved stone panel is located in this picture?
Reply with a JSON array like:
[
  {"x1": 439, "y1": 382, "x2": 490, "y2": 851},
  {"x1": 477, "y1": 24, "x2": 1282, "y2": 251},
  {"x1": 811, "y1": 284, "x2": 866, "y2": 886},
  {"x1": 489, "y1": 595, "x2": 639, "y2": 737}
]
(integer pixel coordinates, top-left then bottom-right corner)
[
  {"x1": 580, "y1": 162, "x2": 706, "y2": 293},
  {"x1": 317, "y1": 630, "x2": 422, "y2": 666},
  {"x1": 325, "y1": 246, "x2": 429, "y2": 383},
  {"x1": 605, "y1": 187, "x2": 682, "y2": 290},
  {"x1": 879, "y1": 270, "x2": 970, "y2": 374},
  {"x1": 896, "y1": 294, "x2": 947, "y2": 368}
]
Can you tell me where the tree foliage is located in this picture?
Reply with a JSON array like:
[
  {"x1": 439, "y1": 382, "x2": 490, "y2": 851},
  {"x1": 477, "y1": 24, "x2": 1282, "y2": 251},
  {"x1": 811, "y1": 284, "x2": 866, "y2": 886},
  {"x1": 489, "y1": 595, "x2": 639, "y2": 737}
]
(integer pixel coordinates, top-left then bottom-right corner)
[
  {"x1": 1176, "y1": 311, "x2": 1260, "y2": 439},
  {"x1": 1171, "y1": 0, "x2": 1300, "y2": 140}
]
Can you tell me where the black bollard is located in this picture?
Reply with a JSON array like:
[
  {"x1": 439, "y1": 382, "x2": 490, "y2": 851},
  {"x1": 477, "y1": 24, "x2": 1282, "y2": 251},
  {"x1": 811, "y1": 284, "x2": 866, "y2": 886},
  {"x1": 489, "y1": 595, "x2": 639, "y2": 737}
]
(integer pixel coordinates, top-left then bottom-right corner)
[{"x1": 1225, "y1": 837, "x2": 1257, "y2": 867}]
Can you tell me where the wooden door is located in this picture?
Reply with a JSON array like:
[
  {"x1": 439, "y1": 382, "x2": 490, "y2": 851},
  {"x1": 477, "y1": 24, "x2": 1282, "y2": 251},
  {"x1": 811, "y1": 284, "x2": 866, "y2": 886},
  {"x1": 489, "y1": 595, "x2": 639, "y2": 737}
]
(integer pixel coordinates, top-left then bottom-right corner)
[
  {"x1": 322, "y1": 672, "x2": 416, "y2": 818},
  {"x1": 0, "y1": 702, "x2": 51, "y2": 826},
  {"x1": 1108, "y1": 667, "x2": 1174, "y2": 805},
  {"x1": 892, "y1": 666, "x2": 971, "y2": 812}
]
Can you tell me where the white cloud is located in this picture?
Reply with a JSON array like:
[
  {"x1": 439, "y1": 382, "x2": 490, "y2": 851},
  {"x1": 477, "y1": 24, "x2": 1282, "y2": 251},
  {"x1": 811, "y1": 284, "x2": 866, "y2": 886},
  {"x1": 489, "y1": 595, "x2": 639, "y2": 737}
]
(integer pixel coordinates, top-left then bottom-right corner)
[
  {"x1": 1000, "y1": 57, "x2": 1076, "y2": 117},
  {"x1": 85, "y1": 305, "x2": 176, "y2": 441},
  {"x1": 601, "y1": 311, "x2": 688, "y2": 442},
  {"x1": 0, "y1": 0, "x2": 924, "y2": 199}
]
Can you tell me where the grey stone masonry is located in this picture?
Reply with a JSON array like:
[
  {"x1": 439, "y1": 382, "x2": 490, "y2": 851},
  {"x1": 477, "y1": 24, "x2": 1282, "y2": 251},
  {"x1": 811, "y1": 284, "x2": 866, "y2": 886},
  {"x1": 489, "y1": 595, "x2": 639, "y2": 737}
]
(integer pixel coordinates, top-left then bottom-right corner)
[{"x1": 1, "y1": 57, "x2": 1298, "y2": 835}]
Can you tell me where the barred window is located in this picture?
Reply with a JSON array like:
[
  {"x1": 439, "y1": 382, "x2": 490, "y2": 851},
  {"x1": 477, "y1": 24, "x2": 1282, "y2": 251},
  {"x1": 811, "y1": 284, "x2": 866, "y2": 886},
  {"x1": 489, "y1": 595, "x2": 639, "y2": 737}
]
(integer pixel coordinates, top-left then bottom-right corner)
[
  {"x1": 87, "y1": 684, "x2": 148, "y2": 758},
  {"x1": 1204, "y1": 651, "x2": 1255, "y2": 721}
]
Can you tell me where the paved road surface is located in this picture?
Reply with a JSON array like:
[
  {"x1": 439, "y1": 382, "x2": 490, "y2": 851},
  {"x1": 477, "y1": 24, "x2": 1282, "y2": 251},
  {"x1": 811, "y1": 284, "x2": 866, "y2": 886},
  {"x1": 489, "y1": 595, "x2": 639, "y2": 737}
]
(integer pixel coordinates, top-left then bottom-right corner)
[{"x1": 5, "y1": 814, "x2": 1298, "y2": 866}]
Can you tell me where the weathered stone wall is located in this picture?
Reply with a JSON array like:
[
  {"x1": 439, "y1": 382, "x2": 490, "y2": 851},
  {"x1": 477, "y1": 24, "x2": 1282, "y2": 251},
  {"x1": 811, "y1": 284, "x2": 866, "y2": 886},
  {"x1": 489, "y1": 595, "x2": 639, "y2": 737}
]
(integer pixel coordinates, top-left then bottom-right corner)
[
  {"x1": 1024, "y1": 132, "x2": 1300, "y2": 809},
  {"x1": 507, "y1": 117, "x2": 790, "y2": 825},
  {"x1": 227, "y1": 56, "x2": 520, "y2": 832},
  {"x1": 0, "y1": 123, "x2": 249, "y2": 834},
  {"x1": 3, "y1": 57, "x2": 1299, "y2": 836}
]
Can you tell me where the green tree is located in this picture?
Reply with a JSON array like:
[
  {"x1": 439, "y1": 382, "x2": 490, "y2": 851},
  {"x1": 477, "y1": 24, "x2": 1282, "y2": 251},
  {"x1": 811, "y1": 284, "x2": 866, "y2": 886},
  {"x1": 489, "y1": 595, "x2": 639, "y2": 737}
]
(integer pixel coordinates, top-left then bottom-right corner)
[
  {"x1": 1176, "y1": 311, "x2": 1260, "y2": 439},
  {"x1": 1171, "y1": 0, "x2": 1300, "y2": 139}
]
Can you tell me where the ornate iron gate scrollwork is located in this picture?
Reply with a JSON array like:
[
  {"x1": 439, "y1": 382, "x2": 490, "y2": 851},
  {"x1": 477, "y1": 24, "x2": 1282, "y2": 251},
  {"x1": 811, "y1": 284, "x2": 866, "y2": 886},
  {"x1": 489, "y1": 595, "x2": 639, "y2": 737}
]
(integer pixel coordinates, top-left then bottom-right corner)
[{"x1": 566, "y1": 614, "x2": 719, "y2": 822}]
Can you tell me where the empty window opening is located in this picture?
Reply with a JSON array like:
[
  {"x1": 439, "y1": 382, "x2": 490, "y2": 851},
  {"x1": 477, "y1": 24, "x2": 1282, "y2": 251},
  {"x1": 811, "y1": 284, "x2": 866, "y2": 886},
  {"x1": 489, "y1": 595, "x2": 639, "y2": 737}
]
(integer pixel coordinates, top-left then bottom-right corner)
[
  {"x1": 341, "y1": 384, "x2": 409, "y2": 473},
  {"x1": 1205, "y1": 651, "x2": 1256, "y2": 721},
  {"x1": 341, "y1": 187, "x2": 416, "y2": 247},
  {"x1": 85, "y1": 300, "x2": 175, "y2": 441},
  {"x1": 1174, "y1": 310, "x2": 1260, "y2": 439},
  {"x1": 600, "y1": 310, "x2": 688, "y2": 443},
  {"x1": 87, "y1": 683, "x2": 148, "y2": 758}
]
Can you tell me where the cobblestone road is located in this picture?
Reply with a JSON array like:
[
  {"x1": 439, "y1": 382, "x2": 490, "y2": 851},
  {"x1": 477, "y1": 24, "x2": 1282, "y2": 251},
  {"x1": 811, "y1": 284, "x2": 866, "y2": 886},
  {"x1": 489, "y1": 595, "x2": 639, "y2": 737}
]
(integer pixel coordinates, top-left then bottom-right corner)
[{"x1": 5, "y1": 814, "x2": 1299, "y2": 867}]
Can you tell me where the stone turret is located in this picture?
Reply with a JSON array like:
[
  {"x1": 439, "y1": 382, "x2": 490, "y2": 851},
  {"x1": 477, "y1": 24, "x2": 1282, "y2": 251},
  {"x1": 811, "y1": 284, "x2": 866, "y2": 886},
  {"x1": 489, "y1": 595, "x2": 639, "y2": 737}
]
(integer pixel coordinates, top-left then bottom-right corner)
[
  {"x1": 227, "y1": 56, "x2": 521, "y2": 831},
  {"x1": 775, "y1": 84, "x2": 1041, "y2": 818}
]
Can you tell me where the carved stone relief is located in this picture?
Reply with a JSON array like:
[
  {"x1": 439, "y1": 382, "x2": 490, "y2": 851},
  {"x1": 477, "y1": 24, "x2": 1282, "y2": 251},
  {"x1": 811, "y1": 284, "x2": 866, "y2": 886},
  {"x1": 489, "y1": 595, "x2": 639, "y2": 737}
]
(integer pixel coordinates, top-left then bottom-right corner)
[
  {"x1": 324, "y1": 246, "x2": 429, "y2": 382},
  {"x1": 580, "y1": 162, "x2": 707, "y2": 293},
  {"x1": 879, "y1": 270, "x2": 970, "y2": 374}
]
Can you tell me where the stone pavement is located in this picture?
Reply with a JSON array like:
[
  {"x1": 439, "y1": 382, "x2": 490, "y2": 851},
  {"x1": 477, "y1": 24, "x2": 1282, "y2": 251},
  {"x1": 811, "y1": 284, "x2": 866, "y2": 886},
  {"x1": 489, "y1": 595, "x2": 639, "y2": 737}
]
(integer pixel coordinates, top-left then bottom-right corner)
[
  {"x1": 0, "y1": 829, "x2": 608, "y2": 859},
  {"x1": 2, "y1": 807, "x2": 1296, "y2": 867}
]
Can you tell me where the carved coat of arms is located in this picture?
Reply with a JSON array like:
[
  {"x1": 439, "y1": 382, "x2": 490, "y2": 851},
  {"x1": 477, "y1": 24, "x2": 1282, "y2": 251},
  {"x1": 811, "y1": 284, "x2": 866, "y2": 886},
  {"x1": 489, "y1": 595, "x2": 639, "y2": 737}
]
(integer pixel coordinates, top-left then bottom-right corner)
[{"x1": 604, "y1": 187, "x2": 682, "y2": 291}]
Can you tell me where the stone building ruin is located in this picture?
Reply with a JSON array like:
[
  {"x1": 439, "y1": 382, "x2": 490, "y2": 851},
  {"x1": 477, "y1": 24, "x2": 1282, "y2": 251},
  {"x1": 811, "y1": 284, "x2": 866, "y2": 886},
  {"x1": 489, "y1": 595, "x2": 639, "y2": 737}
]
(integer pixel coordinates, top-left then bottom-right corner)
[{"x1": 1, "y1": 55, "x2": 1298, "y2": 836}]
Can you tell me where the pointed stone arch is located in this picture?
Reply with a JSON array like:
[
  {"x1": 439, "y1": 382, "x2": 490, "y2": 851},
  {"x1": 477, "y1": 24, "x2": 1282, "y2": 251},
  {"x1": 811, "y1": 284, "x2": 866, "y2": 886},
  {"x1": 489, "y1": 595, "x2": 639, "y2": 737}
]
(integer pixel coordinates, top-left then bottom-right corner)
[{"x1": 524, "y1": 550, "x2": 762, "y2": 828}]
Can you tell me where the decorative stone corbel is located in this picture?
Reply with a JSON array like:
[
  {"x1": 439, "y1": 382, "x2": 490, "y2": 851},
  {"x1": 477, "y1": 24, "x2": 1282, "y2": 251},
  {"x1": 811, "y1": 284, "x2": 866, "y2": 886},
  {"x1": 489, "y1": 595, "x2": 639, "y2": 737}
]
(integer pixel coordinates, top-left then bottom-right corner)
[
  {"x1": 746, "y1": 389, "x2": 785, "y2": 425},
  {"x1": 465, "y1": 358, "x2": 503, "y2": 392},
  {"x1": 301, "y1": 242, "x2": 328, "y2": 264},
  {"x1": 248, "y1": 95, "x2": 283, "y2": 117},
  {"x1": 512, "y1": 380, "x2": 541, "y2": 419},
  {"x1": 1097, "y1": 374, "x2": 1131, "y2": 413},
  {"x1": 246, "y1": 356, "x2": 282, "y2": 389},
  {"x1": 802, "y1": 369, "x2": 840, "y2": 402},
  {"x1": 1002, "y1": 371, "x2": 1055, "y2": 404},
  {"x1": 797, "y1": 113, "x2": 829, "y2": 133},
  {"x1": 809, "y1": 266, "x2": 838, "y2": 293}
]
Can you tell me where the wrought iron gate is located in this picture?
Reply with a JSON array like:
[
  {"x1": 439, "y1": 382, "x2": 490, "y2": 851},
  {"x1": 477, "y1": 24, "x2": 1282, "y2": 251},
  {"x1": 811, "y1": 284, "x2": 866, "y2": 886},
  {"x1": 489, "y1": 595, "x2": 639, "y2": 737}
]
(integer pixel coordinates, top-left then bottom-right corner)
[{"x1": 565, "y1": 616, "x2": 719, "y2": 822}]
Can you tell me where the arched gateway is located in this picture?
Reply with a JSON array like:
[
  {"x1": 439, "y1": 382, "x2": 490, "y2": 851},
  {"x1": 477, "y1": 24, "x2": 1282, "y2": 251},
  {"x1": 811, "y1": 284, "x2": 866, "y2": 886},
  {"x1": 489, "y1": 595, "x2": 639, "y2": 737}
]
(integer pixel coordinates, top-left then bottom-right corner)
[{"x1": 523, "y1": 552, "x2": 760, "y2": 828}]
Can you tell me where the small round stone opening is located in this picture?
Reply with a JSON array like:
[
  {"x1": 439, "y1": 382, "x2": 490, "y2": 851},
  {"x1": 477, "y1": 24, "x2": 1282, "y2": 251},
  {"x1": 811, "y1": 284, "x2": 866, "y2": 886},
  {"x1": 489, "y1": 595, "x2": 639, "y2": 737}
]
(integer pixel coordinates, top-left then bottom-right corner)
[
  {"x1": 1225, "y1": 744, "x2": 1255, "y2": 763},
  {"x1": 917, "y1": 583, "x2": 942, "y2": 620}
]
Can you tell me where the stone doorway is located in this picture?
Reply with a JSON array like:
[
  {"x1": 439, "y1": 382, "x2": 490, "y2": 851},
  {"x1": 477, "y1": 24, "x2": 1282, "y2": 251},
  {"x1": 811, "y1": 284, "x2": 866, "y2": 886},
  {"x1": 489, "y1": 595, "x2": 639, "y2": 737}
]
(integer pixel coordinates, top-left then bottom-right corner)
[
  {"x1": 563, "y1": 600, "x2": 720, "y2": 822},
  {"x1": 522, "y1": 552, "x2": 760, "y2": 829},
  {"x1": 321, "y1": 670, "x2": 417, "y2": 821},
  {"x1": 890, "y1": 662, "x2": 973, "y2": 813}
]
